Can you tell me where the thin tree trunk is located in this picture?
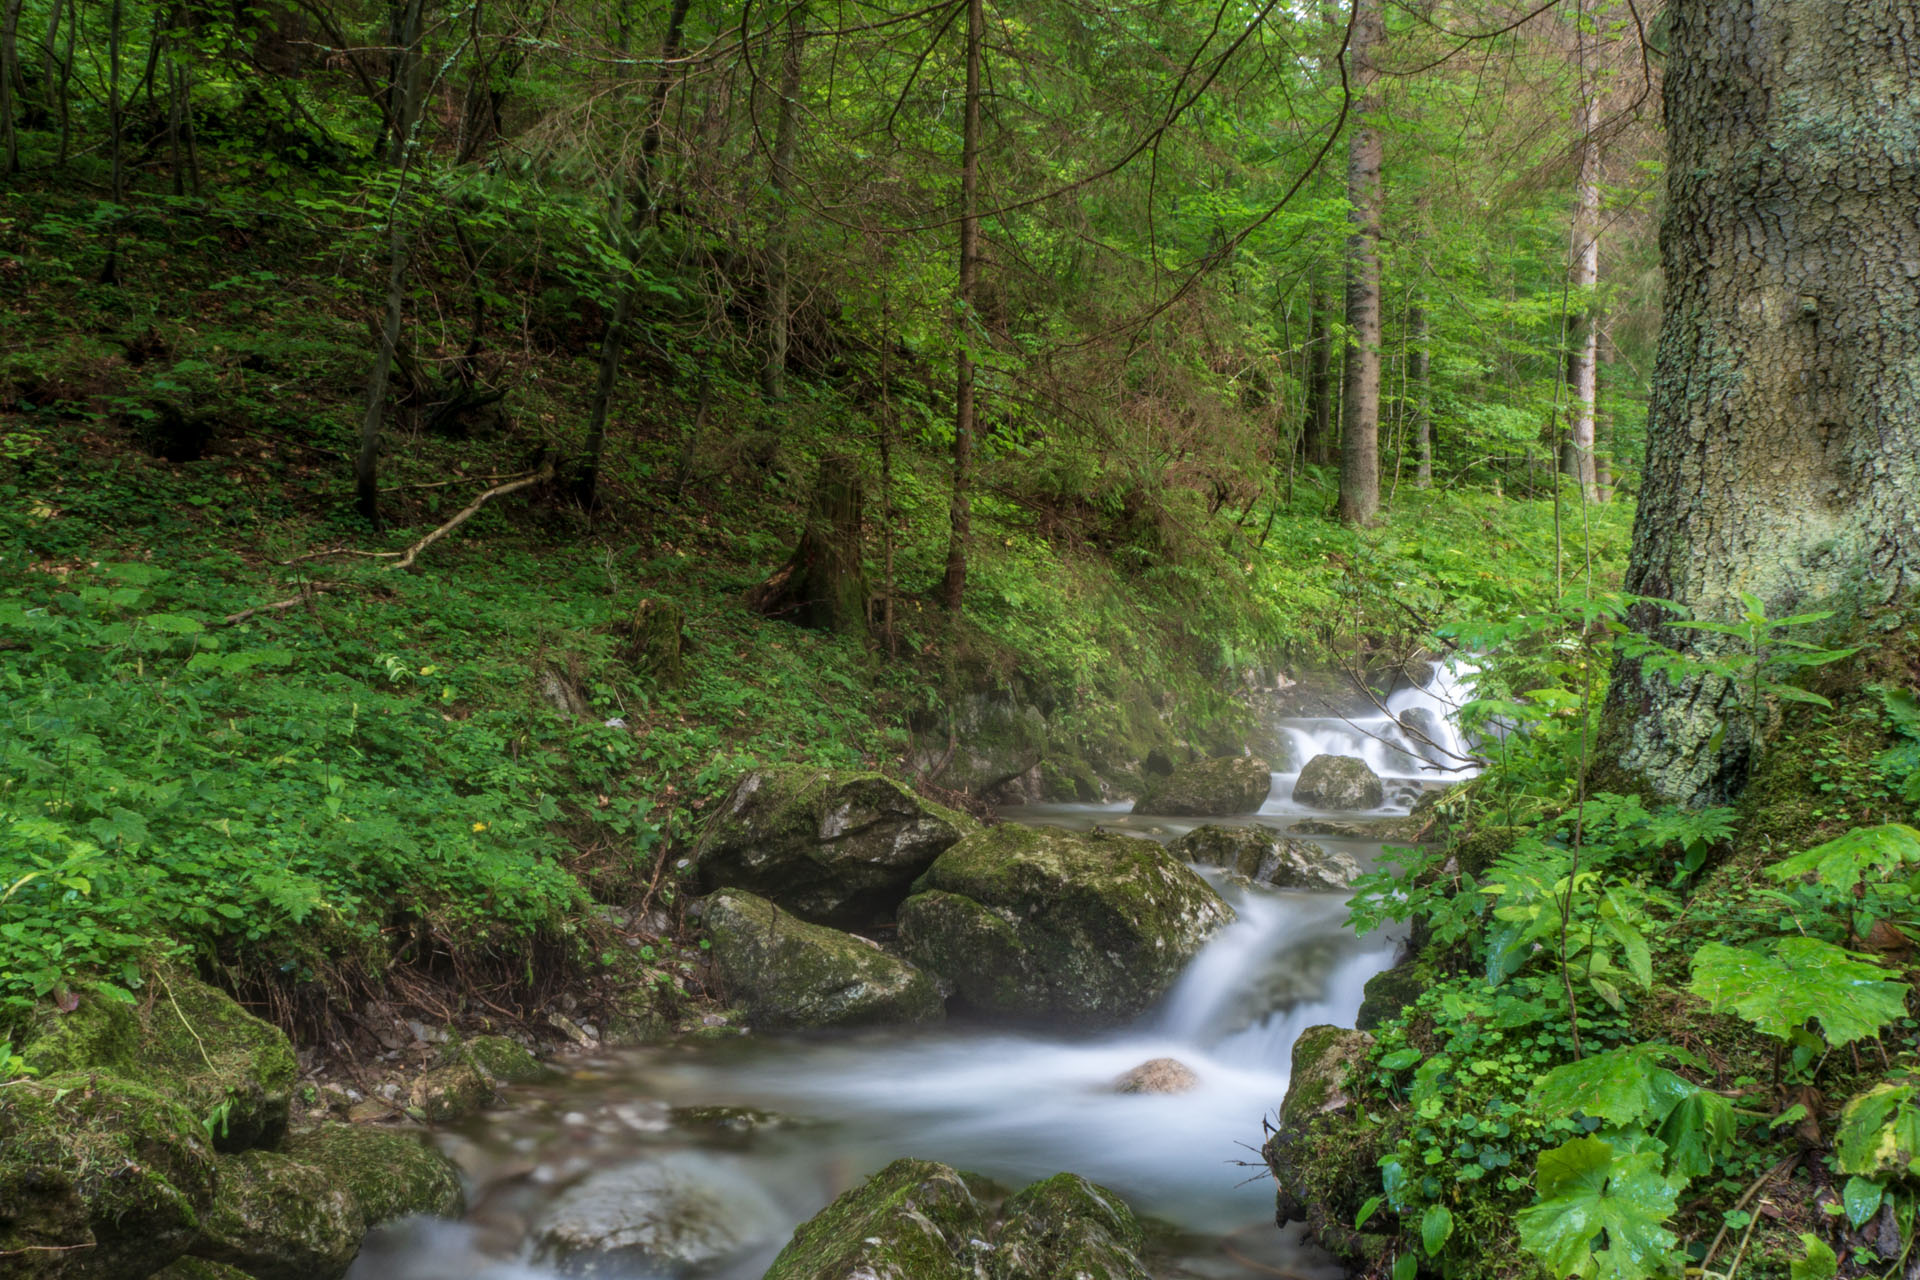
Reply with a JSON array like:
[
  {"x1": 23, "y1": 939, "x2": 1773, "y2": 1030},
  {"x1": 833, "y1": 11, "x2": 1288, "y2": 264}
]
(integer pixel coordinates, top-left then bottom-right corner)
[
  {"x1": 54, "y1": 0, "x2": 72, "y2": 165},
  {"x1": 1562, "y1": 0, "x2": 1602, "y2": 502},
  {"x1": 108, "y1": 0, "x2": 123, "y2": 201},
  {"x1": 1304, "y1": 275, "x2": 1332, "y2": 466},
  {"x1": 939, "y1": 0, "x2": 984, "y2": 611},
  {"x1": 575, "y1": 0, "x2": 692, "y2": 507},
  {"x1": 1, "y1": 0, "x2": 22, "y2": 175},
  {"x1": 1594, "y1": 327, "x2": 1613, "y2": 501},
  {"x1": 1411, "y1": 303, "x2": 1431, "y2": 488},
  {"x1": 761, "y1": 0, "x2": 806, "y2": 403},
  {"x1": 1336, "y1": 0, "x2": 1383, "y2": 525}
]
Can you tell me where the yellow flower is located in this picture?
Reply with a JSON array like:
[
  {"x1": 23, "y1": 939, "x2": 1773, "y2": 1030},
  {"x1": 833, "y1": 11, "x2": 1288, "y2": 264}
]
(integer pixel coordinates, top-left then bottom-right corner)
[{"x1": 471, "y1": 822, "x2": 487, "y2": 833}]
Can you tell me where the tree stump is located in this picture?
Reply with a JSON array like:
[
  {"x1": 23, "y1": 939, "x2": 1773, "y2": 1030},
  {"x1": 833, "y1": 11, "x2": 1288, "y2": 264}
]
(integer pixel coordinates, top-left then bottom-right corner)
[
  {"x1": 746, "y1": 454, "x2": 869, "y2": 637},
  {"x1": 623, "y1": 596, "x2": 685, "y2": 685}
]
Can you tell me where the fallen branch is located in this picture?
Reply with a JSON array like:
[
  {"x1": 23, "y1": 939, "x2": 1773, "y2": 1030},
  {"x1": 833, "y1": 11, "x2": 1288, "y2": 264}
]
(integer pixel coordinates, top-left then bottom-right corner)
[
  {"x1": 380, "y1": 469, "x2": 535, "y2": 493},
  {"x1": 388, "y1": 465, "x2": 552, "y2": 571},
  {"x1": 221, "y1": 581, "x2": 346, "y2": 625}
]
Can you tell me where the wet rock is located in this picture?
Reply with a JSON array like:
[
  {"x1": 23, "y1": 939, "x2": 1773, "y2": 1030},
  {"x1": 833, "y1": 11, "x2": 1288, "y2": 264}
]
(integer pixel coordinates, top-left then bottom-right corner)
[
  {"x1": 1110, "y1": 1057, "x2": 1199, "y2": 1094},
  {"x1": 1356, "y1": 965, "x2": 1425, "y2": 1032},
  {"x1": 912, "y1": 695, "x2": 1051, "y2": 802},
  {"x1": 691, "y1": 766, "x2": 979, "y2": 928},
  {"x1": 531, "y1": 1152, "x2": 787, "y2": 1276},
  {"x1": 1264, "y1": 1026, "x2": 1389, "y2": 1263},
  {"x1": 1170, "y1": 825, "x2": 1362, "y2": 890},
  {"x1": 1292, "y1": 755, "x2": 1384, "y2": 811},
  {"x1": 669, "y1": 1104, "x2": 799, "y2": 1135},
  {"x1": 150, "y1": 1260, "x2": 254, "y2": 1280},
  {"x1": 0, "y1": 1072, "x2": 219, "y2": 1278},
  {"x1": 994, "y1": 1172, "x2": 1152, "y2": 1280},
  {"x1": 190, "y1": 1148, "x2": 365, "y2": 1280},
  {"x1": 286, "y1": 1124, "x2": 466, "y2": 1225},
  {"x1": 899, "y1": 824, "x2": 1232, "y2": 1027},
  {"x1": 20, "y1": 969, "x2": 298, "y2": 1152},
  {"x1": 762, "y1": 1158, "x2": 988, "y2": 1280},
  {"x1": 701, "y1": 889, "x2": 945, "y2": 1030},
  {"x1": 408, "y1": 1063, "x2": 491, "y2": 1123},
  {"x1": 443, "y1": 1033, "x2": 551, "y2": 1086},
  {"x1": 1281, "y1": 1026, "x2": 1374, "y2": 1126},
  {"x1": 1130, "y1": 755, "x2": 1272, "y2": 816}
]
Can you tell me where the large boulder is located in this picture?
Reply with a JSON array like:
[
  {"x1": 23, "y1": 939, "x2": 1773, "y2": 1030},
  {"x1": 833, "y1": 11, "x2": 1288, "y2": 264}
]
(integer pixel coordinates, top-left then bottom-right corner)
[
  {"x1": 1291, "y1": 754, "x2": 1384, "y2": 811},
  {"x1": 701, "y1": 889, "x2": 945, "y2": 1030},
  {"x1": 530, "y1": 1152, "x2": 789, "y2": 1277},
  {"x1": 994, "y1": 1172, "x2": 1152, "y2": 1280},
  {"x1": 1264, "y1": 1025, "x2": 1384, "y2": 1258},
  {"x1": 20, "y1": 970, "x2": 298, "y2": 1152},
  {"x1": 285, "y1": 1125, "x2": 466, "y2": 1225},
  {"x1": 913, "y1": 695, "x2": 1051, "y2": 802},
  {"x1": 189, "y1": 1149, "x2": 365, "y2": 1280},
  {"x1": 1170, "y1": 825, "x2": 1362, "y2": 891},
  {"x1": 899, "y1": 825, "x2": 1232, "y2": 1026},
  {"x1": 691, "y1": 767, "x2": 979, "y2": 927},
  {"x1": 0, "y1": 1073, "x2": 219, "y2": 1279},
  {"x1": 1131, "y1": 755, "x2": 1272, "y2": 816}
]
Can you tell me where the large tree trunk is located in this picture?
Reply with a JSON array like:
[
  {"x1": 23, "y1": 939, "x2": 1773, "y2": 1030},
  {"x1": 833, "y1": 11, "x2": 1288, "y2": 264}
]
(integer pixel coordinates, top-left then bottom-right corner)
[
  {"x1": 747, "y1": 454, "x2": 869, "y2": 636},
  {"x1": 939, "y1": 0, "x2": 984, "y2": 610},
  {"x1": 1, "y1": 0, "x2": 22, "y2": 175},
  {"x1": 761, "y1": 1, "x2": 807, "y2": 403},
  {"x1": 1603, "y1": 0, "x2": 1920, "y2": 804},
  {"x1": 1336, "y1": 0, "x2": 1383, "y2": 526},
  {"x1": 1304, "y1": 275, "x2": 1332, "y2": 466},
  {"x1": 1561, "y1": 0, "x2": 1601, "y2": 502}
]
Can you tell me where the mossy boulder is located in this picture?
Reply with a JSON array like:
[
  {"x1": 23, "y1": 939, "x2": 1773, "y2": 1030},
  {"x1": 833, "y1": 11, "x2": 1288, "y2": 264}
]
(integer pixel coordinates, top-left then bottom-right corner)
[
  {"x1": 1170, "y1": 825, "x2": 1361, "y2": 890},
  {"x1": 1264, "y1": 1026, "x2": 1391, "y2": 1266},
  {"x1": 20, "y1": 971, "x2": 297, "y2": 1152},
  {"x1": 899, "y1": 824, "x2": 1232, "y2": 1026},
  {"x1": 407, "y1": 1062, "x2": 491, "y2": 1123},
  {"x1": 915, "y1": 694, "x2": 1051, "y2": 802},
  {"x1": 762, "y1": 1158, "x2": 989, "y2": 1280},
  {"x1": 702, "y1": 889, "x2": 945, "y2": 1030},
  {"x1": 530, "y1": 1152, "x2": 789, "y2": 1276},
  {"x1": 1452, "y1": 824, "x2": 1521, "y2": 878},
  {"x1": 1355, "y1": 965, "x2": 1426, "y2": 1032},
  {"x1": 149, "y1": 1260, "x2": 255, "y2": 1280},
  {"x1": 190, "y1": 1149, "x2": 364, "y2": 1280},
  {"x1": 443, "y1": 1033, "x2": 550, "y2": 1086},
  {"x1": 993, "y1": 1172, "x2": 1151, "y2": 1280},
  {"x1": 692, "y1": 766, "x2": 980, "y2": 928},
  {"x1": 285, "y1": 1124, "x2": 466, "y2": 1225},
  {"x1": 1130, "y1": 755, "x2": 1272, "y2": 816},
  {"x1": 0, "y1": 1072, "x2": 219, "y2": 1279},
  {"x1": 1291, "y1": 755, "x2": 1384, "y2": 811}
]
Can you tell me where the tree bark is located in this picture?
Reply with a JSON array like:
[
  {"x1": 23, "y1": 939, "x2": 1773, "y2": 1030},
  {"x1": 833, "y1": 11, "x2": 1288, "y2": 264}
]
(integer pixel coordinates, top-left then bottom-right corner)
[
  {"x1": 1304, "y1": 274, "x2": 1333, "y2": 466},
  {"x1": 747, "y1": 454, "x2": 869, "y2": 636},
  {"x1": 1, "y1": 0, "x2": 22, "y2": 176},
  {"x1": 1603, "y1": 0, "x2": 1920, "y2": 803},
  {"x1": 761, "y1": 0, "x2": 807, "y2": 403},
  {"x1": 1411, "y1": 303, "x2": 1431, "y2": 488},
  {"x1": 939, "y1": 0, "x2": 984, "y2": 610},
  {"x1": 1561, "y1": 0, "x2": 1602, "y2": 502},
  {"x1": 108, "y1": 0, "x2": 123, "y2": 201},
  {"x1": 1336, "y1": 0, "x2": 1383, "y2": 526}
]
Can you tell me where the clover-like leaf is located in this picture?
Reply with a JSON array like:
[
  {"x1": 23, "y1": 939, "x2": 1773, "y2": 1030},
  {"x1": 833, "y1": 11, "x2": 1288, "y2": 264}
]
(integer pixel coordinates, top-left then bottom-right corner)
[
  {"x1": 1688, "y1": 938, "x2": 1909, "y2": 1047},
  {"x1": 1529, "y1": 1046, "x2": 1696, "y2": 1129},
  {"x1": 1516, "y1": 1137, "x2": 1680, "y2": 1280},
  {"x1": 1769, "y1": 824, "x2": 1920, "y2": 888}
]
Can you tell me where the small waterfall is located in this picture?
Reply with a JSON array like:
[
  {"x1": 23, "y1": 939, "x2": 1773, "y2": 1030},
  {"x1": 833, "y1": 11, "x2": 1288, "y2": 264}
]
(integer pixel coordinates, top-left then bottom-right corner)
[{"x1": 1265, "y1": 656, "x2": 1479, "y2": 812}]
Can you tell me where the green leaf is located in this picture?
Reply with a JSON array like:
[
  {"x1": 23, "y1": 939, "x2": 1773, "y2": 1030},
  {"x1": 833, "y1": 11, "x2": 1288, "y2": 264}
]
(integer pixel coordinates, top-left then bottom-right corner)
[
  {"x1": 1515, "y1": 1137, "x2": 1679, "y2": 1280},
  {"x1": 1768, "y1": 824, "x2": 1920, "y2": 887},
  {"x1": 1355, "y1": 1195, "x2": 1384, "y2": 1229},
  {"x1": 1421, "y1": 1204, "x2": 1454, "y2": 1256},
  {"x1": 1655, "y1": 1090, "x2": 1734, "y2": 1181},
  {"x1": 1788, "y1": 1234, "x2": 1837, "y2": 1280},
  {"x1": 1833, "y1": 1083, "x2": 1920, "y2": 1176},
  {"x1": 1392, "y1": 1251, "x2": 1418, "y2": 1280},
  {"x1": 1379, "y1": 1048, "x2": 1422, "y2": 1071},
  {"x1": 1688, "y1": 938, "x2": 1909, "y2": 1047},
  {"x1": 140, "y1": 613, "x2": 205, "y2": 634},
  {"x1": 1529, "y1": 1047, "x2": 1696, "y2": 1128},
  {"x1": 1841, "y1": 1175, "x2": 1883, "y2": 1228}
]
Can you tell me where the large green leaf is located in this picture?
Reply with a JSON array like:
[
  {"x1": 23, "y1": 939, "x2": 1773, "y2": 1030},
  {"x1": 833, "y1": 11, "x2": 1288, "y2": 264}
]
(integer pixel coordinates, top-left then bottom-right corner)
[
  {"x1": 1768, "y1": 824, "x2": 1920, "y2": 888},
  {"x1": 1688, "y1": 938, "x2": 1909, "y2": 1047},
  {"x1": 1515, "y1": 1137, "x2": 1680, "y2": 1280},
  {"x1": 1529, "y1": 1047, "x2": 1695, "y2": 1128},
  {"x1": 1833, "y1": 1083, "x2": 1920, "y2": 1176},
  {"x1": 1656, "y1": 1090, "x2": 1735, "y2": 1181}
]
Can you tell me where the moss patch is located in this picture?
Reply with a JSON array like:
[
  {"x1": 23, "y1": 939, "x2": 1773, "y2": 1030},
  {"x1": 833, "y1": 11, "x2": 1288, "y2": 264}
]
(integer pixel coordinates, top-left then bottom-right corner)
[
  {"x1": 286, "y1": 1124, "x2": 465, "y2": 1225},
  {"x1": 191, "y1": 1149, "x2": 365, "y2": 1280},
  {"x1": 762, "y1": 1158, "x2": 989, "y2": 1280}
]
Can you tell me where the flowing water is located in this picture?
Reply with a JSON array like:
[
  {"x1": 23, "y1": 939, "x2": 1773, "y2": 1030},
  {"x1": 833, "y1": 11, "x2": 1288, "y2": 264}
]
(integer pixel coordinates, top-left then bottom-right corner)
[{"x1": 348, "y1": 666, "x2": 1476, "y2": 1280}]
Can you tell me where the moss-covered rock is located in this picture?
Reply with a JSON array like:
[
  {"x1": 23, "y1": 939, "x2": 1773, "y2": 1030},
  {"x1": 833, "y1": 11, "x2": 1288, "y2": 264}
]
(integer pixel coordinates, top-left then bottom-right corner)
[
  {"x1": 762, "y1": 1158, "x2": 989, "y2": 1280},
  {"x1": 692, "y1": 767, "x2": 980, "y2": 927},
  {"x1": 702, "y1": 889, "x2": 945, "y2": 1030},
  {"x1": 285, "y1": 1124, "x2": 465, "y2": 1225},
  {"x1": 443, "y1": 1033, "x2": 550, "y2": 1085},
  {"x1": 149, "y1": 1260, "x2": 255, "y2": 1280},
  {"x1": 190, "y1": 1149, "x2": 364, "y2": 1280},
  {"x1": 0, "y1": 1072, "x2": 219, "y2": 1279},
  {"x1": 993, "y1": 1172, "x2": 1151, "y2": 1280},
  {"x1": 899, "y1": 824, "x2": 1232, "y2": 1026},
  {"x1": 1170, "y1": 825, "x2": 1361, "y2": 890},
  {"x1": 914, "y1": 694, "x2": 1051, "y2": 802},
  {"x1": 20, "y1": 970, "x2": 297, "y2": 1152},
  {"x1": 1130, "y1": 755, "x2": 1272, "y2": 816},
  {"x1": 407, "y1": 1063, "x2": 491, "y2": 1123},
  {"x1": 530, "y1": 1152, "x2": 788, "y2": 1276},
  {"x1": 1355, "y1": 965, "x2": 1426, "y2": 1032},
  {"x1": 1263, "y1": 1026, "x2": 1391, "y2": 1267},
  {"x1": 1452, "y1": 824, "x2": 1521, "y2": 878},
  {"x1": 1291, "y1": 755, "x2": 1385, "y2": 811}
]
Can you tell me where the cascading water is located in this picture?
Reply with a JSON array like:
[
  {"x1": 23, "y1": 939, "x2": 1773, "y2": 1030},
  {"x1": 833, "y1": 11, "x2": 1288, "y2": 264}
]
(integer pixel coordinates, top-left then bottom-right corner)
[{"x1": 349, "y1": 663, "x2": 1477, "y2": 1280}]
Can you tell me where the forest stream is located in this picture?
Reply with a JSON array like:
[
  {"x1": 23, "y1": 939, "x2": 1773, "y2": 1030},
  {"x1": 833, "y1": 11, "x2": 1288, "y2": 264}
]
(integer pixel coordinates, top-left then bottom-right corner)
[{"x1": 343, "y1": 667, "x2": 1478, "y2": 1280}]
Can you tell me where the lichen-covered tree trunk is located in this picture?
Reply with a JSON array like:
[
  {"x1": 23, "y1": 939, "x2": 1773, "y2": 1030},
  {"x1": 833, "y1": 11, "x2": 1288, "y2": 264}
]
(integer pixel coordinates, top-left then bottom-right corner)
[
  {"x1": 1336, "y1": 0, "x2": 1383, "y2": 526},
  {"x1": 1604, "y1": 0, "x2": 1920, "y2": 803}
]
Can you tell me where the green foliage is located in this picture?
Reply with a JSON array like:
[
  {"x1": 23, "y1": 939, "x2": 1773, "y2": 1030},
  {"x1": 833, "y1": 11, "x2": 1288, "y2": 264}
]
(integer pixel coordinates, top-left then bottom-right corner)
[
  {"x1": 1688, "y1": 938, "x2": 1908, "y2": 1049},
  {"x1": 1514, "y1": 1137, "x2": 1679, "y2": 1280}
]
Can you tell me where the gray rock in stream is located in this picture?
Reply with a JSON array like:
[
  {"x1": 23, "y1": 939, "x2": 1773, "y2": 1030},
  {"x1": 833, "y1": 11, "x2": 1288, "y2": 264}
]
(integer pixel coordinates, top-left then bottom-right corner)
[
  {"x1": 1171, "y1": 824, "x2": 1361, "y2": 891},
  {"x1": 1129, "y1": 754, "x2": 1272, "y2": 816},
  {"x1": 1291, "y1": 754, "x2": 1384, "y2": 810},
  {"x1": 530, "y1": 1152, "x2": 788, "y2": 1277}
]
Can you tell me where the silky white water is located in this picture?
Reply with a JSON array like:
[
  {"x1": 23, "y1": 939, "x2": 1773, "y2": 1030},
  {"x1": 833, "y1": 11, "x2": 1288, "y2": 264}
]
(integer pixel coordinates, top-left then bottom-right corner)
[{"x1": 349, "y1": 663, "x2": 1474, "y2": 1280}]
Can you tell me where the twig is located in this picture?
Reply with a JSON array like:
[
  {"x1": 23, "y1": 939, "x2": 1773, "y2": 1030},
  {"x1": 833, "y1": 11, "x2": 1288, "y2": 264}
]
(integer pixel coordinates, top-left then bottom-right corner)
[
  {"x1": 221, "y1": 581, "x2": 345, "y2": 625},
  {"x1": 388, "y1": 466, "x2": 551, "y2": 571},
  {"x1": 1698, "y1": 1156, "x2": 1798, "y2": 1277}
]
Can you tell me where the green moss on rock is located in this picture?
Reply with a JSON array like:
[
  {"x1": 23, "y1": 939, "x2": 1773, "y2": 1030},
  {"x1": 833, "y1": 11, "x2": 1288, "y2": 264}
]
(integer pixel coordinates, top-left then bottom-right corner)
[
  {"x1": 993, "y1": 1172, "x2": 1151, "y2": 1280},
  {"x1": 20, "y1": 970, "x2": 296, "y2": 1153},
  {"x1": 1292, "y1": 754, "x2": 1385, "y2": 811},
  {"x1": 149, "y1": 1260, "x2": 256, "y2": 1280},
  {"x1": 703, "y1": 889, "x2": 945, "y2": 1030},
  {"x1": 692, "y1": 767, "x2": 980, "y2": 927},
  {"x1": 286, "y1": 1125, "x2": 465, "y2": 1225},
  {"x1": 407, "y1": 1063, "x2": 491, "y2": 1123},
  {"x1": 899, "y1": 824, "x2": 1232, "y2": 1026},
  {"x1": 444, "y1": 1034, "x2": 550, "y2": 1085},
  {"x1": 1355, "y1": 965, "x2": 1426, "y2": 1032},
  {"x1": 191, "y1": 1149, "x2": 364, "y2": 1280},
  {"x1": 0, "y1": 1071, "x2": 220, "y2": 1279},
  {"x1": 1263, "y1": 1026, "x2": 1393, "y2": 1269},
  {"x1": 1131, "y1": 755, "x2": 1273, "y2": 816},
  {"x1": 762, "y1": 1158, "x2": 989, "y2": 1280}
]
